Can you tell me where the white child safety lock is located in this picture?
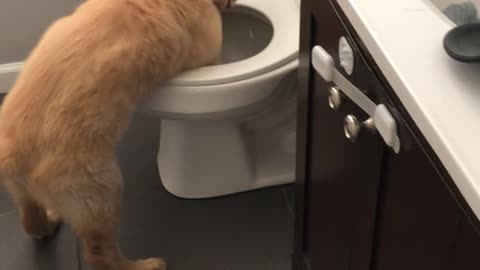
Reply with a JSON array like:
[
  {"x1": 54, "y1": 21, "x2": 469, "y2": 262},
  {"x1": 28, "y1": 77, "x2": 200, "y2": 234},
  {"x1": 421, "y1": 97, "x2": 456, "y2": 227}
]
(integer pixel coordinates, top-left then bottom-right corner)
[
  {"x1": 311, "y1": 45, "x2": 401, "y2": 153},
  {"x1": 339, "y1": 37, "x2": 354, "y2": 75}
]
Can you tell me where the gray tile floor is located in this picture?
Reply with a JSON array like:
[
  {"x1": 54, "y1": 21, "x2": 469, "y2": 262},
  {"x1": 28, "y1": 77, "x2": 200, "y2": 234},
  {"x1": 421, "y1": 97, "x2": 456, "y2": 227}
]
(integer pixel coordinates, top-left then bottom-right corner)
[{"x1": 0, "y1": 113, "x2": 294, "y2": 270}]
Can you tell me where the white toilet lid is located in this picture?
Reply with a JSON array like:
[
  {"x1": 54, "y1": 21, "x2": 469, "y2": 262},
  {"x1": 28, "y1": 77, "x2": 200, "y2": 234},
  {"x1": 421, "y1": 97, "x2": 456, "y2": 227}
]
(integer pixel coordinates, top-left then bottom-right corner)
[{"x1": 168, "y1": 0, "x2": 300, "y2": 86}]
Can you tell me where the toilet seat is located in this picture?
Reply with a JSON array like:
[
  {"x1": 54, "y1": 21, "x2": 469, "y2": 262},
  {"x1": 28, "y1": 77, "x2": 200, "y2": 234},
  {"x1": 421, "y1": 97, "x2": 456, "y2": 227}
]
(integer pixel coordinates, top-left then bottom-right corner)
[
  {"x1": 168, "y1": 0, "x2": 300, "y2": 86},
  {"x1": 142, "y1": 60, "x2": 298, "y2": 119}
]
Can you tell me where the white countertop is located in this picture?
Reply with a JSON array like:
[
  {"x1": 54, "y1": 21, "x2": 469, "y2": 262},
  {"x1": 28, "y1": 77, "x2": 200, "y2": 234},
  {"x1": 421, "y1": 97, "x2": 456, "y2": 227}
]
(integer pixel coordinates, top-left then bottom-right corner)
[{"x1": 336, "y1": 0, "x2": 480, "y2": 219}]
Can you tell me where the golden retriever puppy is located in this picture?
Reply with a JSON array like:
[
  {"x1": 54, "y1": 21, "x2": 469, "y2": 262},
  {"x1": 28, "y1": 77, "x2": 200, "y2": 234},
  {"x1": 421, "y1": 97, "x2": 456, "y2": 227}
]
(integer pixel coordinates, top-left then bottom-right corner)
[{"x1": 0, "y1": 0, "x2": 236, "y2": 269}]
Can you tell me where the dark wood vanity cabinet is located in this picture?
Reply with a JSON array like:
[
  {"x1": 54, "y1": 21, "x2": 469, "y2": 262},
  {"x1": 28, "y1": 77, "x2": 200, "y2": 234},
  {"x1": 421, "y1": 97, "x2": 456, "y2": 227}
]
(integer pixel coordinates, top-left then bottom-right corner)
[
  {"x1": 373, "y1": 138, "x2": 480, "y2": 270},
  {"x1": 293, "y1": 1, "x2": 480, "y2": 270}
]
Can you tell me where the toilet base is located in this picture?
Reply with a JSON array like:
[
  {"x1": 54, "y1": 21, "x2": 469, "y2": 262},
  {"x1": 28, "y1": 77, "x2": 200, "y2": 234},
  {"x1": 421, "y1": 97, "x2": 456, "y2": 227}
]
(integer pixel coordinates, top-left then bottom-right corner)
[{"x1": 158, "y1": 119, "x2": 295, "y2": 199}]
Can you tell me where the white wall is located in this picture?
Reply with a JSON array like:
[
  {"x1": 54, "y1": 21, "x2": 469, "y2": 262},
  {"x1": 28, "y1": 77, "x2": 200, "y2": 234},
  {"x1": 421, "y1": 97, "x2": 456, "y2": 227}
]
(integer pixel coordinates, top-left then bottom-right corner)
[{"x1": 0, "y1": 0, "x2": 82, "y2": 63}]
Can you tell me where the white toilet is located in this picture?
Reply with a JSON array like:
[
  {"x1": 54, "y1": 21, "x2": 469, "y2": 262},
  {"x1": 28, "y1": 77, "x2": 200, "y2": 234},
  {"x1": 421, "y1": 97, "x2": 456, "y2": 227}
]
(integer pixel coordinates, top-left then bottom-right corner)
[
  {"x1": 141, "y1": 0, "x2": 300, "y2": 198},
  {"x1": 0, "y1": 0, "x2": 300, "y2": 199}
]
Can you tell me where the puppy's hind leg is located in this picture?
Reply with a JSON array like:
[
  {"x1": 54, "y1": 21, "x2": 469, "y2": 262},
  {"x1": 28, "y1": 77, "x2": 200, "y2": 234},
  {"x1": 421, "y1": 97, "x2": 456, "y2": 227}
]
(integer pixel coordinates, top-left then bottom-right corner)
[
  {"x1": 55, "y1": 157, "x2": 166, "y2": 270},
  {"x1": 3, "y1": 179, "x2": 61, "y2": 239},
  {"x1": 0, "y1": 140, "x2": 60, "y2": 239}
]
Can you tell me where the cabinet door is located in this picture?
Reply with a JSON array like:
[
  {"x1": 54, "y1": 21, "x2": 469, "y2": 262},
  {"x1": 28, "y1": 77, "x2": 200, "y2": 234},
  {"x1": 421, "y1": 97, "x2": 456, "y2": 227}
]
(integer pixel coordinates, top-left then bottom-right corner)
[
  {"x1": 372, "y1": 123, "x2": 480, "y2": 270},
  {"x1": 295, "y1": 1, "x2": 386, "y2": 270},
  {"x1": 304, "y1": 55, "x2": 384, "y2": 270}
]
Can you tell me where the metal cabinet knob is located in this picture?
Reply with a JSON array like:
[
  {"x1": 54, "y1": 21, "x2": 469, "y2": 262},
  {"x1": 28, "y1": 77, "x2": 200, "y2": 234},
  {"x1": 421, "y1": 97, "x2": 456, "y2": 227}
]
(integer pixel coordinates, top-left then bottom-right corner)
[
  {"x1": 344, "y1": 115, "x2": 375, "y2": 142},
  {"x1": 328, "y1": 86, "x2": 344, "y2": 110}
]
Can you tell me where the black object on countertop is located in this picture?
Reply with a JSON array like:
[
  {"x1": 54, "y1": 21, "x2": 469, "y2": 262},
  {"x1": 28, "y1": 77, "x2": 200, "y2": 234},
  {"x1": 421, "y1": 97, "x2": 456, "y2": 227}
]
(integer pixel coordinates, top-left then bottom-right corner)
[{"x1": 444, "y1": 23, "x2": 480, "y2": 63}]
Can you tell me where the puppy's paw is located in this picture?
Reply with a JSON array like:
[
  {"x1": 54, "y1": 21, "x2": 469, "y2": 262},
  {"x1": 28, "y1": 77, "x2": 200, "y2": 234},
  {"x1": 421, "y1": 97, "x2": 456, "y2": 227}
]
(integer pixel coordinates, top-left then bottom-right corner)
[
  {"x1": 31, "y1": 209, "x2": 62, "y2": 240},
  {"x1": 130, "y1": 258, "x2": 167, "y2": 270},
  {"x1": 46, "y1": 209, "x2": 61, "y2": 225}
]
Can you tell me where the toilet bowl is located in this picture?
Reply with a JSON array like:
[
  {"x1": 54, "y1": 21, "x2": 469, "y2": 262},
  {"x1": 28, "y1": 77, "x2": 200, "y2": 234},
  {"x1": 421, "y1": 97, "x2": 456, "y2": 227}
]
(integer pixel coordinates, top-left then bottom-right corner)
[{"x1": 141, "y1": 0, "x2": 300, "y2": 198}]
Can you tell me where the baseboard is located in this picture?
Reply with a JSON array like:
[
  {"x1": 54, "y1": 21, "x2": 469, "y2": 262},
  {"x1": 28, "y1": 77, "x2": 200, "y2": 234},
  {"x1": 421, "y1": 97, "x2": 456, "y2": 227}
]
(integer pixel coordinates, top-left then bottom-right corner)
[{"x1": 0, "y1": 62, "x2": 22, "y2": 93}]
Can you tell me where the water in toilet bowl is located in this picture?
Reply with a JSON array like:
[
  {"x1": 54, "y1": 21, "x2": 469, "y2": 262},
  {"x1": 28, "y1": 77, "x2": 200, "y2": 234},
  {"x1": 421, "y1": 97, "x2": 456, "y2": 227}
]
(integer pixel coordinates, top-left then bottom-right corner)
[{"x1": 216, "y1": 6, "x2": 273, "y2": 64}]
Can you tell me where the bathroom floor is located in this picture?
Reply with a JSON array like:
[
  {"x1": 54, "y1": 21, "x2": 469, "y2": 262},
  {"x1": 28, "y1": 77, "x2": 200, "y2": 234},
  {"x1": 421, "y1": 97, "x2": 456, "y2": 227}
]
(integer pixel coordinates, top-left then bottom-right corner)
[{"x1": 0, "y1": 112, "x2": 294, "y2": 270}]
